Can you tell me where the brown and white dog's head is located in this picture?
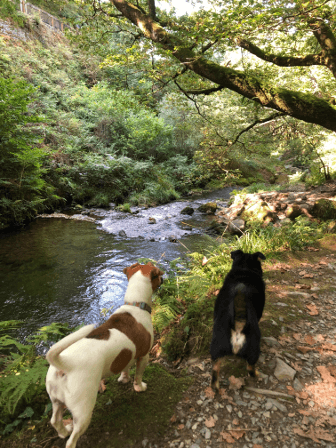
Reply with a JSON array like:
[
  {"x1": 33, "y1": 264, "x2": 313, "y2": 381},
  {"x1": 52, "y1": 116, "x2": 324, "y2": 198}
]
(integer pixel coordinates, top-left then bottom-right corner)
[{"x1": 123, "y1": 262, "x2": 164, "y2": 291}]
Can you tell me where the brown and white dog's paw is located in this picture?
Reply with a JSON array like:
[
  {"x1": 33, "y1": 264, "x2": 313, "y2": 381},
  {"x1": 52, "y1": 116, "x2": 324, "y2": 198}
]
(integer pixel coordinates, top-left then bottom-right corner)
[
  {"x1": 134, "y1": 381, "x2": 147, "y2": 392},
  {"x1": 118, "y1": 371, "x2": 131, "y2": 384}
]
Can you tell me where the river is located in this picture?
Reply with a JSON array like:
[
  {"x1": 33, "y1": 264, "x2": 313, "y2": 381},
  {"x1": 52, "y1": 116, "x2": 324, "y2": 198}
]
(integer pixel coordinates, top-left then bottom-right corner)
[{"x1": 0, "y1": 188, "x2": 234, "y2": 339}]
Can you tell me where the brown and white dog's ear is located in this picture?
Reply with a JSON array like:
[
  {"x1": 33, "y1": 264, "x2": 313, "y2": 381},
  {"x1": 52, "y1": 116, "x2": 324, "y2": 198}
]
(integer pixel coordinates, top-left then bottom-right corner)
[
  {"x1": 123, "y1": 262, "x2": 140, "y2": 277},
  {"x1": 146, "y1": 261, "x2": 154, "y2": 267},
  {"x1": 150, "y1": 267, "x2": 164, "y2": 279}
]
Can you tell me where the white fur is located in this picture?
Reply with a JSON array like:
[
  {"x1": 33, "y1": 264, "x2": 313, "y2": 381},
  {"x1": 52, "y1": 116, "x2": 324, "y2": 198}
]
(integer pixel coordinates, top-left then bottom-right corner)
[
  {"x1": 45, "y1": 269, "x2": 155, "y2": 448},
  {"x1": 231, "y1": 330, "x2": 246, "y2": 354}
]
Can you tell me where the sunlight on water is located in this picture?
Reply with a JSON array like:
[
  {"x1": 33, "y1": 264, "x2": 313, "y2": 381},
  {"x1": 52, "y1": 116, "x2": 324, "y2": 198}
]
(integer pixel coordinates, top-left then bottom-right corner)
[{"x1": 0, "y1": 188, "x2": 234, "y2": 338}]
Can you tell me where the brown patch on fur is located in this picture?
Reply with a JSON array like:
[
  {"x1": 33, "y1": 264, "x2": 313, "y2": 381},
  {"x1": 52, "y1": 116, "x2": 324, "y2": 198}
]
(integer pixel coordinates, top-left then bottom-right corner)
[
  {"x1": 247, "y1": 363, "x2": 256, "y2": 377},
  {"x1": 56, "y1": 370, "x2": 65, "y2": 378},
  {"x1": 86, "y1": 312, "x2": 151, "y2": 358},
  {"x1": 123, "y1": 262, "x2": 164, "y2": 291},
  {"x1": 110, "y1": 348, "x2": 133, "y2": 374}
]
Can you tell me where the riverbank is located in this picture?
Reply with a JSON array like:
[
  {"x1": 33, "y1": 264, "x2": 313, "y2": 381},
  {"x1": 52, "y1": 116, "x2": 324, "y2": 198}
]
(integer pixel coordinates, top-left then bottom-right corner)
[{"x1": 1, "y1": 183, "x2": 336, "y2": 447}]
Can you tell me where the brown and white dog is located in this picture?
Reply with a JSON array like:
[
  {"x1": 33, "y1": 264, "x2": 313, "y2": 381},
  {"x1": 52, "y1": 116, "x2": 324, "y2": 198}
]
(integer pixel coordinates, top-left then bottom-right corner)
[{"x1": 45, "y1": 262, "x2": 163, "y2": 448}]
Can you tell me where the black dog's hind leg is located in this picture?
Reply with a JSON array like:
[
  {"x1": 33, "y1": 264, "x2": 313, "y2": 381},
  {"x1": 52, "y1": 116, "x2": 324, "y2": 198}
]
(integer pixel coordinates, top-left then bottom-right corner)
[
  {"x1": 247, "y1": 363, "x2": 257, "y2": 377},
  {"x1": 211, "y1": 358, "x2": 222, "y2": 390}
]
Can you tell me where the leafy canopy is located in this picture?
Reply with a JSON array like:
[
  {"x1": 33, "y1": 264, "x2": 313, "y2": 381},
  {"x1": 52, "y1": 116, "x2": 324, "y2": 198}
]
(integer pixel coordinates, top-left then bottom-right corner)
[{"x1": 73, "y1": 0, "x2": 336, "y2": 131}]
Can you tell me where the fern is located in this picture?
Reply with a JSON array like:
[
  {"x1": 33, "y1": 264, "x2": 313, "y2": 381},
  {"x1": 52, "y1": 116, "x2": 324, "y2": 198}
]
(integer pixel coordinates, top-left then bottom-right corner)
[{"x1": 0, "y1": 358, "x2": 48, "y2": 419}]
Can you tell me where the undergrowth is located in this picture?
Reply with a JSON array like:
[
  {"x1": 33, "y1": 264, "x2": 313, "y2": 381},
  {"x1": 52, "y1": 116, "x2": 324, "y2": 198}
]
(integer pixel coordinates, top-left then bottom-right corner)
[
  {"x1": 0, "y1": 321, "x2": 76, "y2": 434},
  {"x1": 152, "y1": 216, "x2": 329, "y2": 361}
]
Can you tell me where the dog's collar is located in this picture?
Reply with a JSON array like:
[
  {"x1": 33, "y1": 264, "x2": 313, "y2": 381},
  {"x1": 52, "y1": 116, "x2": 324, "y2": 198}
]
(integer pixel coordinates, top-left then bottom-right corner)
[{"x1": 125, "y1": 301, "x2": 152, "y2": 314}]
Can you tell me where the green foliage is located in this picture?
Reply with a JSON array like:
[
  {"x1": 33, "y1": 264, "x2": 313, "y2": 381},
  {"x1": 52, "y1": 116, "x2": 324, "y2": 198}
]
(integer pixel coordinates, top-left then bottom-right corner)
[
  {"x1": 0, "y1": 321, "x2": 74, "y2": 430},
  {"x1": 0, "y1": 0, "x2": 27, "y2": 27},
  {"x1": 0, "y1": 78, "x2": 60, "y2": 228}
]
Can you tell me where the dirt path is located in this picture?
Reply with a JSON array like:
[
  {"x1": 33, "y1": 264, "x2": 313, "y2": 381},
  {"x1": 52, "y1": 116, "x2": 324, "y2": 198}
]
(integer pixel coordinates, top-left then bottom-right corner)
[{"x1": 143, "y1": 236, "x2": 336, "y2": 448}]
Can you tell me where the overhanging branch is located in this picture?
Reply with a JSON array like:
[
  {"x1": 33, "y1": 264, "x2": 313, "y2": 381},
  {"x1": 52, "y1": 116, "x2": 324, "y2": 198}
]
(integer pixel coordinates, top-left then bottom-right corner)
[
  {"x1": 236, "y1": 38, "x2": 324, "y2": 68},
  {"x1": 230, "y1": 112, "x2": 287, "y2": 146},
  {"x1": 109, "y1": 0, "x2": 336, "y2": 132}
]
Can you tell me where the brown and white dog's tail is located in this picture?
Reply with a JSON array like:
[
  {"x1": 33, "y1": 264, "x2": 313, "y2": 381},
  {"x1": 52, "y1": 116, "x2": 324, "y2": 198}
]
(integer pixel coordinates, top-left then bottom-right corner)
[{"x1": 46, "y1": 324, "x2": 95, "y2": 372}]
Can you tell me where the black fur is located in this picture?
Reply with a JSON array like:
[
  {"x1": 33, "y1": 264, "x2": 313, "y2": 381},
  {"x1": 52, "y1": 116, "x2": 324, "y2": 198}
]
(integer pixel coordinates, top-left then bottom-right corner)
[{"x1": 210, "y1": 250, "x2": 266, "y2": 388}]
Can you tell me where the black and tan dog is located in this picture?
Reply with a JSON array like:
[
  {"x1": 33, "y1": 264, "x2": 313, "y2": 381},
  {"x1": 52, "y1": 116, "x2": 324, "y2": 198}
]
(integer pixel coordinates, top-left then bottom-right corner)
[{"x1": 210, "y1": 250, "x2": 266, "y2": 390}]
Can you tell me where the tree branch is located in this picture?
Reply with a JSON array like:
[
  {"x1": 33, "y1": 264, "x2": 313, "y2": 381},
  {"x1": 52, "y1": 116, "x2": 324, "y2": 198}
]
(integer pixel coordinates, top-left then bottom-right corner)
[
  {"x1": 186, "y1": 86, "x2": 225, "y2": 95},
  {"x1": 109, "y1": 0, "x2": 336, "y2": 132},
  {"x1": 236, "y1": 37, "x2": 325, "y2": 68},
  {"x1": 230, "y1": 112, "x2": 287, "y2": 146}
]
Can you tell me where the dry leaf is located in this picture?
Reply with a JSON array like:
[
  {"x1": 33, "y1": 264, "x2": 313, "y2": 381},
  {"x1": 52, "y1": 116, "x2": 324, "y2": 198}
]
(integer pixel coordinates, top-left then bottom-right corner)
[
  {"x1": 306, "y1": 303, "x2": 319, "y2": 316},
  {"x1": 321, "y1": 343, "x2": 336, "y2": 352},
  {"x1": 293, "y1": 333, "x2": 302, "y2": 341},
  {"x1": 291, "y1": 362, "x2": 302, "y2": 372},
  {"x1": 219, "y1": 388, "x2": 229, "y2": 398},
  {"x1": 220, "y1": 431, "x2": 235, "y2": 443},
  {"x1": 195, "y1": 363, "x2": 204, "y2": 371},
  {"x1": 204, "y1": 416, "x2": 216, "y2": 428},
  {"x1": 299, "y1": 270, "x2": 307, "y2": 276},
  {"x1": 303, "y1": 274, "x2": 314, "y2": 278},
  {"x1": 298, "y1": 346, "x2": 314, "y2": 354},
  {"x1": 232, "y1": 418, "x2": 239, "y2": 426},
  {"x1": 202, "y1": 256, "x2": 208, "y2": 266},
  {"x1": 229, "y1": 375, "x2": 245, "y2": 390},
  {"x1": 170, "y1": 414, "x2": 177, "y2": 423},
  {"x1": 315, "y1": 334, "x2": 325, "y2": 342},
  {"x1": 204, "y1": 386, "x2": 215, "y2": 399},
  {"x1": 178, "y1": 424, "x2": 184, "y2": 430},
  {"x1": 293, "y1": 427, "x2": 320, "y2": 444},
  {"x1": 327, "y1": 364, "x2": 336, "y2": 377},
  {"x1": 315, "y1": 428, "x2": 335, "y2": 442},
  {"x1": 295, "y1": 284, "x2": 311, "y2": 289},
  {"x1": 230, "y1": 429, "x2": 246, "y2": 440},
  {"x1": 304, "y1": 335, "x2": 316, "y2": 345},
  {"x1": 316, "y1": 366, "x2": 336, "y2": 383}
]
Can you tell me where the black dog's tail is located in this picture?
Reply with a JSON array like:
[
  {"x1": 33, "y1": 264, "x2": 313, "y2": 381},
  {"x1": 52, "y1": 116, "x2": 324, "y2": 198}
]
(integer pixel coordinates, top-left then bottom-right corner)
[{"x1": 230, "y1": 283, "x2": 247, "y2": 354}]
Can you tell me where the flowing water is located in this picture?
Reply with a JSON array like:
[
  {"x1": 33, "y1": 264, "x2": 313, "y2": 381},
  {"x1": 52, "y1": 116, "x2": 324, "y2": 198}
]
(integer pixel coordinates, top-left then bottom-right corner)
[{"x1": 0, "y1": 188, "x2": 234, "y2": 339}]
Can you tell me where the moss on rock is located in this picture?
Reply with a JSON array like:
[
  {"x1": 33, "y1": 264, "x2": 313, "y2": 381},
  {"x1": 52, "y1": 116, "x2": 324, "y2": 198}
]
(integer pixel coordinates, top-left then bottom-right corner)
[{"x1": 311, "y1": 199, "x2": 336, "y2": 220}]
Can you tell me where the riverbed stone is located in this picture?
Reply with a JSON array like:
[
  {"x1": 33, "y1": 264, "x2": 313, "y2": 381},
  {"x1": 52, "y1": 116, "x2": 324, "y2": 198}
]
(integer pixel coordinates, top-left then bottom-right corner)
[
  {"x1": 274, "y1": 358, "x2": 296, "y2": 381},
  {"x1": 197, "y1": 202, "x2": 217, "y2": 214},
  {"x1": 227, "y1": 218, "x2": 245, "y2": 235},
  {"x1": 262, "y1": 336, "x2": 281, "y2": 347},
  {"x1": 181, "y1": 206, "x2": 194, "y2": 215}
]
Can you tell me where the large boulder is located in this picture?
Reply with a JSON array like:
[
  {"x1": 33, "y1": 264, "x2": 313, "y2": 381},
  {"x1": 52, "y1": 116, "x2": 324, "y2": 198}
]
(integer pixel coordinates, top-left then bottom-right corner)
[{"x1": 311, "y1": 199, "x2": 336, "y2": 220}]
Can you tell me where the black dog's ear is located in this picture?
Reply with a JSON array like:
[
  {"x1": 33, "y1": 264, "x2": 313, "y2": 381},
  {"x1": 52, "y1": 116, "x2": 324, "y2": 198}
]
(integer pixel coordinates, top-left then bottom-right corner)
[
  {"x1": 254, "y1": 252, "x2": 266, "y2": 261},
  {"x1": 231, "y1": 250, "x2": 244, "y2": 260}
]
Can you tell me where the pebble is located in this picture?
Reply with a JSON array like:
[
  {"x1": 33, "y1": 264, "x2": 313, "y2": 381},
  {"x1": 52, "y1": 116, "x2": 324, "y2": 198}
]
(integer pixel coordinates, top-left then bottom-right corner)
[{"x1": 274, "y1": 358, "x2": 296, "y2": 381}]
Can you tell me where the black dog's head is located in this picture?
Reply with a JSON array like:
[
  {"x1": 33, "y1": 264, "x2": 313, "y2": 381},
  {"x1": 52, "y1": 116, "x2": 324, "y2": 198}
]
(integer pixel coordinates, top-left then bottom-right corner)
[{"x1": 230, "y1": 250, "x2": 266, "y2": 275}]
